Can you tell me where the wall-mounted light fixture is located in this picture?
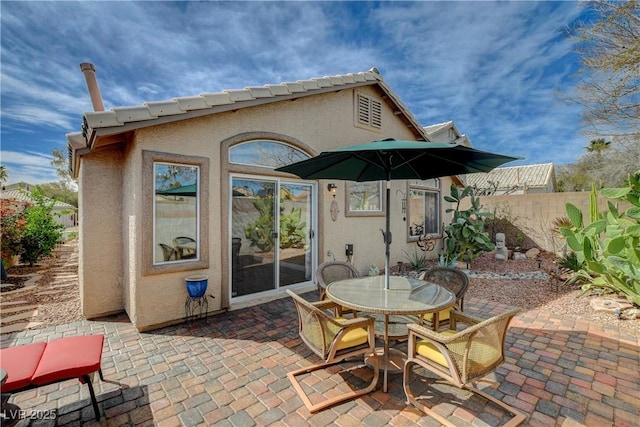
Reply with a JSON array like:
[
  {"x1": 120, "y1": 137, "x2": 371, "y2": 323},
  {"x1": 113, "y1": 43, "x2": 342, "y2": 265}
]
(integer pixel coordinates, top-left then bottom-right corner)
[{"x1": 327, "y1": 183, "x2": 337, "y2": 197}]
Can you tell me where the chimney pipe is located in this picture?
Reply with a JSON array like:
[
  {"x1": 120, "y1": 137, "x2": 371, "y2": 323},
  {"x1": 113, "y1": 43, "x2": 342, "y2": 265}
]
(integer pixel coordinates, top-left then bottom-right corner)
[{"x1": 80, "y1": 63, "x2": 105, "y2": 112}]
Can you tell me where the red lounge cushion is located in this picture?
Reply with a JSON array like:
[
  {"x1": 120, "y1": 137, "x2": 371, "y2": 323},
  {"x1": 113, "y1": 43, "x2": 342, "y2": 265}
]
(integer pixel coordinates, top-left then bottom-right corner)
[
  {"x1": 0, "y1": 342, "x2": 46, "y2": 392},
  {"x1": 31, "y1": 335, "x2": 104, "y2": 386}
]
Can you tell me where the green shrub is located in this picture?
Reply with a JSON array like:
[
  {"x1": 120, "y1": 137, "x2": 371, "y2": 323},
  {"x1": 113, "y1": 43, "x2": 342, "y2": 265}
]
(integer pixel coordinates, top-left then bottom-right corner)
[
  {"x1": 560, "y1": 173, "x2": 640, "y2": 306},
  {"x1": 19, "y1": 190, "x2": 64, "y2": 266}
]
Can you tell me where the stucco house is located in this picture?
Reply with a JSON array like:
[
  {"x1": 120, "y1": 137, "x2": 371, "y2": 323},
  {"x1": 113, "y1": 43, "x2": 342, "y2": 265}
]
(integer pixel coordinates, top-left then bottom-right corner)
[
  {"x1": 66, "y1": 66, "x2": 460, "y2": 331},
  {"x1": 466, "y1": 163, "x2": 557, "y2": 195}
]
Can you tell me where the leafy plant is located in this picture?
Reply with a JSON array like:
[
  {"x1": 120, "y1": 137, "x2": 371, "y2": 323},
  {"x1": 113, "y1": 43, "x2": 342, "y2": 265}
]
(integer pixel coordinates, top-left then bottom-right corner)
[
  {"x1": 244, "y1": 197, "x2": 307, "y2": 252},
  {"x1": 558, "y1": 252, "x2": 584, "y2": 272},
  {"x1": 443, "y1": 185, "x2": 495, "y2": 264},
  {"x1": 19, "y1": 189, "x2": 64, "y2": 266},
  {"x1": 279, "y1": 207, "x2": 307, "y2": 249},
  {"x1": 1, "y1": 199, "x2": 26, "y2": 267},
  {"x1": 560, "y1": 173, "x2": 640, "y2": 306},
  {"x1": 403, "y1": 248, "x2": 427, "y2": 270}
]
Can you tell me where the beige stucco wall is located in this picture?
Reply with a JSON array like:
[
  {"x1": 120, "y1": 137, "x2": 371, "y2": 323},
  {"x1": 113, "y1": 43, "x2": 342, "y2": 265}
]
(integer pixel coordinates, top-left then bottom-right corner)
[
  {"x1": 82, "y1": 85, "x2": 452, "y2": 330},
  {"x1": 78, "y1": 146, "x2": 124, "y2": 317},
  {"x1": 463, "y1": 192, "x2": 631, "y2": 254}
]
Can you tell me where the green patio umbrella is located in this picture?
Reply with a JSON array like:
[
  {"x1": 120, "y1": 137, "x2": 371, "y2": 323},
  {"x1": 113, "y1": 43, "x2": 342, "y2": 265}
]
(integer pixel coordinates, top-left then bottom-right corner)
[
  {"x1": 155, "y1": 183, "x2": 197, "y2": 197},
  {"x1": 275, "y1": 138, "x2": 522, "y2": 289}
]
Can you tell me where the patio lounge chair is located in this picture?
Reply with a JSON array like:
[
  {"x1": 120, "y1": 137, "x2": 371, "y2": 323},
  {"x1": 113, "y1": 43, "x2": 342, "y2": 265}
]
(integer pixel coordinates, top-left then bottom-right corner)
[
  {"x1": 418, "y1": 267, "x2": 469, "y2": 328},
  {"x1": 285, "y1": 289, "x2": 379, "y2": 412},
  {"x1": 403, "y1": 308, "x2": 525, "y2": 426},
  {"x1": 0, "y1": 335, "x2": 105, "y2": 420}
]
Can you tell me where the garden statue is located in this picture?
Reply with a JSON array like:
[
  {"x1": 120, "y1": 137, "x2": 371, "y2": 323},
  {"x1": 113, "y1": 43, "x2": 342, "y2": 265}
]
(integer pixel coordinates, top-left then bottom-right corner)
[{"x1": 495, "y1": 233, "x2": 507, "y2": 260}]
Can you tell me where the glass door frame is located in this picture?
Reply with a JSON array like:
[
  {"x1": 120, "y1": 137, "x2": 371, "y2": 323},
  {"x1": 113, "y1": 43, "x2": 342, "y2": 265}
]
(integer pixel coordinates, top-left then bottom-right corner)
[{"x1": 229, "y1": 173, "x2": 317, "y2": 303}]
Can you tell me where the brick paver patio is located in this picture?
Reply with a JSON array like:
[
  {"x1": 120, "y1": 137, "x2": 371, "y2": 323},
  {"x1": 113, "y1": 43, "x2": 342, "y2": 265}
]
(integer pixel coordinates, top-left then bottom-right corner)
[{"x1": 1, "y1": 292, "x2": 639, "y2": 426}]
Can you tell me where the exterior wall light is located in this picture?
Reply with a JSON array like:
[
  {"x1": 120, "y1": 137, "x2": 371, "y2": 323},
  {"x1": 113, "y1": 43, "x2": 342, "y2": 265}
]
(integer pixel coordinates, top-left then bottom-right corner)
[{"x1": 327, "y1": 183, "x2": 337, "y2": 197}]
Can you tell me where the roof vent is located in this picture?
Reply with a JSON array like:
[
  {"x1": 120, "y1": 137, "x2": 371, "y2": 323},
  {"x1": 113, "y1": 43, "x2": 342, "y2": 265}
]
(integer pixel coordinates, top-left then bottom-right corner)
[{"x1": 80, "y1": 63, "x2": 105, "y2": 112}]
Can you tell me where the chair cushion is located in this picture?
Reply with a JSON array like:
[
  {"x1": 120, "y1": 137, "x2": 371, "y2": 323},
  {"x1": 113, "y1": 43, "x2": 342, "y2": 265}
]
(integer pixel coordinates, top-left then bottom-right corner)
[
  {"x1": 417, "y1": 333, "x2": 501, "y2": 371},
  {"x1": 422, "y1": 307, "x2": 452, "y2": 323},
  {"x1": 0, "y1": 342, "x2": 47, "y2": 392},
  {"x1": 31, "y1": 335, "x2": 104, "y2": 386},
  {"x1": 415, "y1": 330, "x2": 457, "y2": 366},
  {"x1": 332, "y1": 318, "x2": 369, "y2": 350}
]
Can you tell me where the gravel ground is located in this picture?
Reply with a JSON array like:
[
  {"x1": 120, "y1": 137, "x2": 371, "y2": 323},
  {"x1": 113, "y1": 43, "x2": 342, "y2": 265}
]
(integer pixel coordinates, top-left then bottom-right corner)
[{"x1": 2, "y1": 243, "x2": 639, "y2": 337}]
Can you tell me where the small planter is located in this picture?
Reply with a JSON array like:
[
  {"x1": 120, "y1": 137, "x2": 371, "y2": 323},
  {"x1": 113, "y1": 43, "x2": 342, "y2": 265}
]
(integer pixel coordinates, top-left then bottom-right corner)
[{"x1": 184, "y1": 275, "x2": 208, "y2": 298}]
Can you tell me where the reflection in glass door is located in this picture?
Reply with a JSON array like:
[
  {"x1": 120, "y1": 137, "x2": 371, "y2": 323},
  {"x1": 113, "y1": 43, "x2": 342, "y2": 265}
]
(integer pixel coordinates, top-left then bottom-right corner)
[
  {"x1": 279, "y1": 182, "x2": 313, "y2": 287},
  {"x1": 231, "y1": 177, "x2": 315, "y2": 298}
]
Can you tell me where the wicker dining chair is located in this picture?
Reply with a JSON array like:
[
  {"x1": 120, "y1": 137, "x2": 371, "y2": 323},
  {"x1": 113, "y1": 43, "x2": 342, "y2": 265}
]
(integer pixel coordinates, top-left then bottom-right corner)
[
  {"x1": 418, "y1": 267, "x2": 469, "y2": 328},
  {"x1": 403, "y1": 308, "x2": 525, "y2": 426},
  {"x1": 285, "y1": 290, "x2": 379, "y2": 413},
  {"x1": 159, "y1": 243, "x2": 178, "y2": 262},
  {"x1": 316, "y1": 261, "x2": 360, "y2": 316}
]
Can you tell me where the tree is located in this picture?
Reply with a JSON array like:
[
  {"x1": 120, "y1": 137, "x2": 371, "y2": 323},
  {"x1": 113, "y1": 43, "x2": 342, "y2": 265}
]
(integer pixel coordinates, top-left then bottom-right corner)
[
  {"x1": 567, "y1": 1, "x2": 640, "y2": 140},
  {"x1": 36, "y1": 182, "x2": 78, "y2": 208},
  {"x1": 51, "y1": 147, "x2": 76, "y2": 190},
  {"x1": 585, "y1": 138, "x2": 611, "y2": 155},
  {"x1": 0, "y1": 165, "x2": 8, "y2": 184},
  {"x1": 19, "y1": 189, "x2": 64, "y2": 266},
  {"x1": 557, "y1": 136, "x2": 640, "y2": 191}
]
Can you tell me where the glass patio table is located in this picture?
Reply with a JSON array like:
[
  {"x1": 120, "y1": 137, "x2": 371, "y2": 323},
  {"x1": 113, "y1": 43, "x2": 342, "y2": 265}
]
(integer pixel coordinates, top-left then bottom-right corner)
[{"x1": 326, "y1": 275, "x2": 455, "y2": 392}]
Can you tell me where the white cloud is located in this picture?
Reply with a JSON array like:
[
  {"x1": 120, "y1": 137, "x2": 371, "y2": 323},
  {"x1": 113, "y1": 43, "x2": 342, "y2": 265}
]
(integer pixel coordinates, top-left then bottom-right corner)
[{"x1": 0, "y1": 0, "x2": 592, "y2": 187}]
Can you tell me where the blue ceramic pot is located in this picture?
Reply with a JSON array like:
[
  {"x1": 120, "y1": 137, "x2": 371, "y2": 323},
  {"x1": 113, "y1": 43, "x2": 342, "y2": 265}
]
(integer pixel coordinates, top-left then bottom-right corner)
[{"x1": 184, "y1": 275, "x2": 208, "y2": 298}]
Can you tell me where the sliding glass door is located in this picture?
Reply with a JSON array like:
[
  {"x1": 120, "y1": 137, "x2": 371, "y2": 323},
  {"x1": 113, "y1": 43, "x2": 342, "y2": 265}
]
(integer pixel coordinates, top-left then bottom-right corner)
[{"x1": 231, "y1": 177, "x2": 315, "y2": 298}]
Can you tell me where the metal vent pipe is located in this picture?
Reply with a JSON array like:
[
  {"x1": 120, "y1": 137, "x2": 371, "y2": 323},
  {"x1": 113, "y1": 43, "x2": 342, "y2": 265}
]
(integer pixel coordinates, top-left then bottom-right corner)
[{"x1": 80, "y1": 63, "x2": 105, "y2": 112}]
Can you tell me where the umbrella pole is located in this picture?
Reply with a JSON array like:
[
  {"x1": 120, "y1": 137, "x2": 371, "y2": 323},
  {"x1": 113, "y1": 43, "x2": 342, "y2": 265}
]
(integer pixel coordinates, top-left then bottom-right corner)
[{"x1": 385, "y1": 181, "x2": 391, "y2": 290}]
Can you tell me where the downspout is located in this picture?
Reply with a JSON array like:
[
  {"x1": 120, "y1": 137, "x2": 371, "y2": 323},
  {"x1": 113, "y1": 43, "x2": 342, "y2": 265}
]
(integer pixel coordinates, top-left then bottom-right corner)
[{"x1": 80, "y1": 63, "x2": 105, "y2": 112}]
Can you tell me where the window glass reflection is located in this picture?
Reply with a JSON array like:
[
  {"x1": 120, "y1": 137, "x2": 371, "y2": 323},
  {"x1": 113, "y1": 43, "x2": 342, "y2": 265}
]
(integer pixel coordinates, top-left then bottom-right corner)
[{"x1": 154, "y1": 163, "x2": 199, "y2": 263}]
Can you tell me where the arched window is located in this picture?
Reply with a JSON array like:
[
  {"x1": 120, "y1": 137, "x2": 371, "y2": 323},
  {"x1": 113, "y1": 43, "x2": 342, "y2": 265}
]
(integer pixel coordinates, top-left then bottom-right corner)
[{"x1": 229, "y1": 140, "x2": 310, "y2": 168}]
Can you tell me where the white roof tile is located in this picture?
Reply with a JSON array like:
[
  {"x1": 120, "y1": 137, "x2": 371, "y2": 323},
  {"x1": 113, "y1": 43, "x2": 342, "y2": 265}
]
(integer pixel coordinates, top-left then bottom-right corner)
[
  {"x1": 114, "y1": 106, "x2": 156, "y2": 123},
  {"x1": 201, "y1": 92, "x2": 234, "y2": 106},
  {"x1": 225, "y1": 89, "x2": 256, "y2": 102},
  {"x1": 84, "y1": 111, "x2": 121, "y2": 128},
  {"x1": 246, "y1": 86, "x2": 275, "y2": 99},
  {"x1": 174, "y1": 96, "x2": 209, "y2": 111},
  {"x1": 264, "y1": 84, "x2": 291, "y2": 96},
  {"x1": 146, "y1": 101, "x2": 186, "y2": 117},
  {"x1": 284, "y1": 82, "x2": 307, "y2": 93},
  {"x1": 299, "y1": 80, "x2": 320, "y2": 90}
]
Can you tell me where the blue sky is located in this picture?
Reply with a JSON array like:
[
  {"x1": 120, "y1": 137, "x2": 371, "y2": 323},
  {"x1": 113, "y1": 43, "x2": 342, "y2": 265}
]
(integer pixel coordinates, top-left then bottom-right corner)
[{"x1": 1, "y1": 1, "x2": 587, "y2": 185}]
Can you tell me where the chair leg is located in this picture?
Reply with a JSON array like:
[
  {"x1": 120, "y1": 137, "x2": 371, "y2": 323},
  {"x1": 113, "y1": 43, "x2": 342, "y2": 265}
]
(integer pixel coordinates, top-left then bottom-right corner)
[
  {"x1": 288, "y1": 356, "x2": 380, "y2": 413},
  {"x1": 403, "y1": 361, "x2": 526, "y2": 427},
  {"x1": 81, "y1": 374, "x2": 101, "y2": 420}
]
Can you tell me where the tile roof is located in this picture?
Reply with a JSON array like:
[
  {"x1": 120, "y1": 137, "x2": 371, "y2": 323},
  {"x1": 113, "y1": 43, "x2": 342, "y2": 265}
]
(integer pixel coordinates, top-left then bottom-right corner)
[
  {"x1": 465, "y1": 163, "x2": 556, "y2": 194},
  {"x1": 68, "y1": 68, "x2": 429, "y2": 149},
  {"x1": 0, "y1": 189, "x2": 76, "y2": 210}
]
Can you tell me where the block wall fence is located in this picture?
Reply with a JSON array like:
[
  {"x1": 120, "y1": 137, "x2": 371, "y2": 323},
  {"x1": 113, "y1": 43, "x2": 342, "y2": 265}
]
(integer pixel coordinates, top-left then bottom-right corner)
[{"x1": 459, "y1": 192, "x2": 631, "y2": 254}]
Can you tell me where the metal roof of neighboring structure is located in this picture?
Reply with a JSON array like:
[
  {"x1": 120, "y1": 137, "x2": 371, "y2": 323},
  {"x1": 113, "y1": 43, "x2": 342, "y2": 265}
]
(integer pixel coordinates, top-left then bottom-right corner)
[
  {"x1": 1, "y1": 189, "x2": 77, "y2": 210},
  {"x1": 66, "y1": 68, "x2": 432, "y2": 177},
  {"x1": 465, "y1": 163, "x2": 556, "y2": 194}
]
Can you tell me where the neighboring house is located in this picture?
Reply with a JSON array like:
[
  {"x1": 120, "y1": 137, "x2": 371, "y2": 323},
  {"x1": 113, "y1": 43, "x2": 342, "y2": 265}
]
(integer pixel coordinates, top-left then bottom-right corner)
[
  {"x1": 66, "y1": 67, "x2": 462, "y2": 331},
  {"x1": 466, "y1": 163, "x2": 557, "y2": 195},
  {"x1": 0, "y1": 186, "x2": 78, "y2": 228},
  {"x1": 423, "y1": 120, "x2": 472, "y2": 147}
]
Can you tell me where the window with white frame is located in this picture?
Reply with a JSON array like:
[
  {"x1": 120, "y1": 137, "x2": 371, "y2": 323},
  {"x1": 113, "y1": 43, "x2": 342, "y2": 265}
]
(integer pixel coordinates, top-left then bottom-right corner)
[{"x1": 407, "y1": 179, "x2": 440, "y2": 239}]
